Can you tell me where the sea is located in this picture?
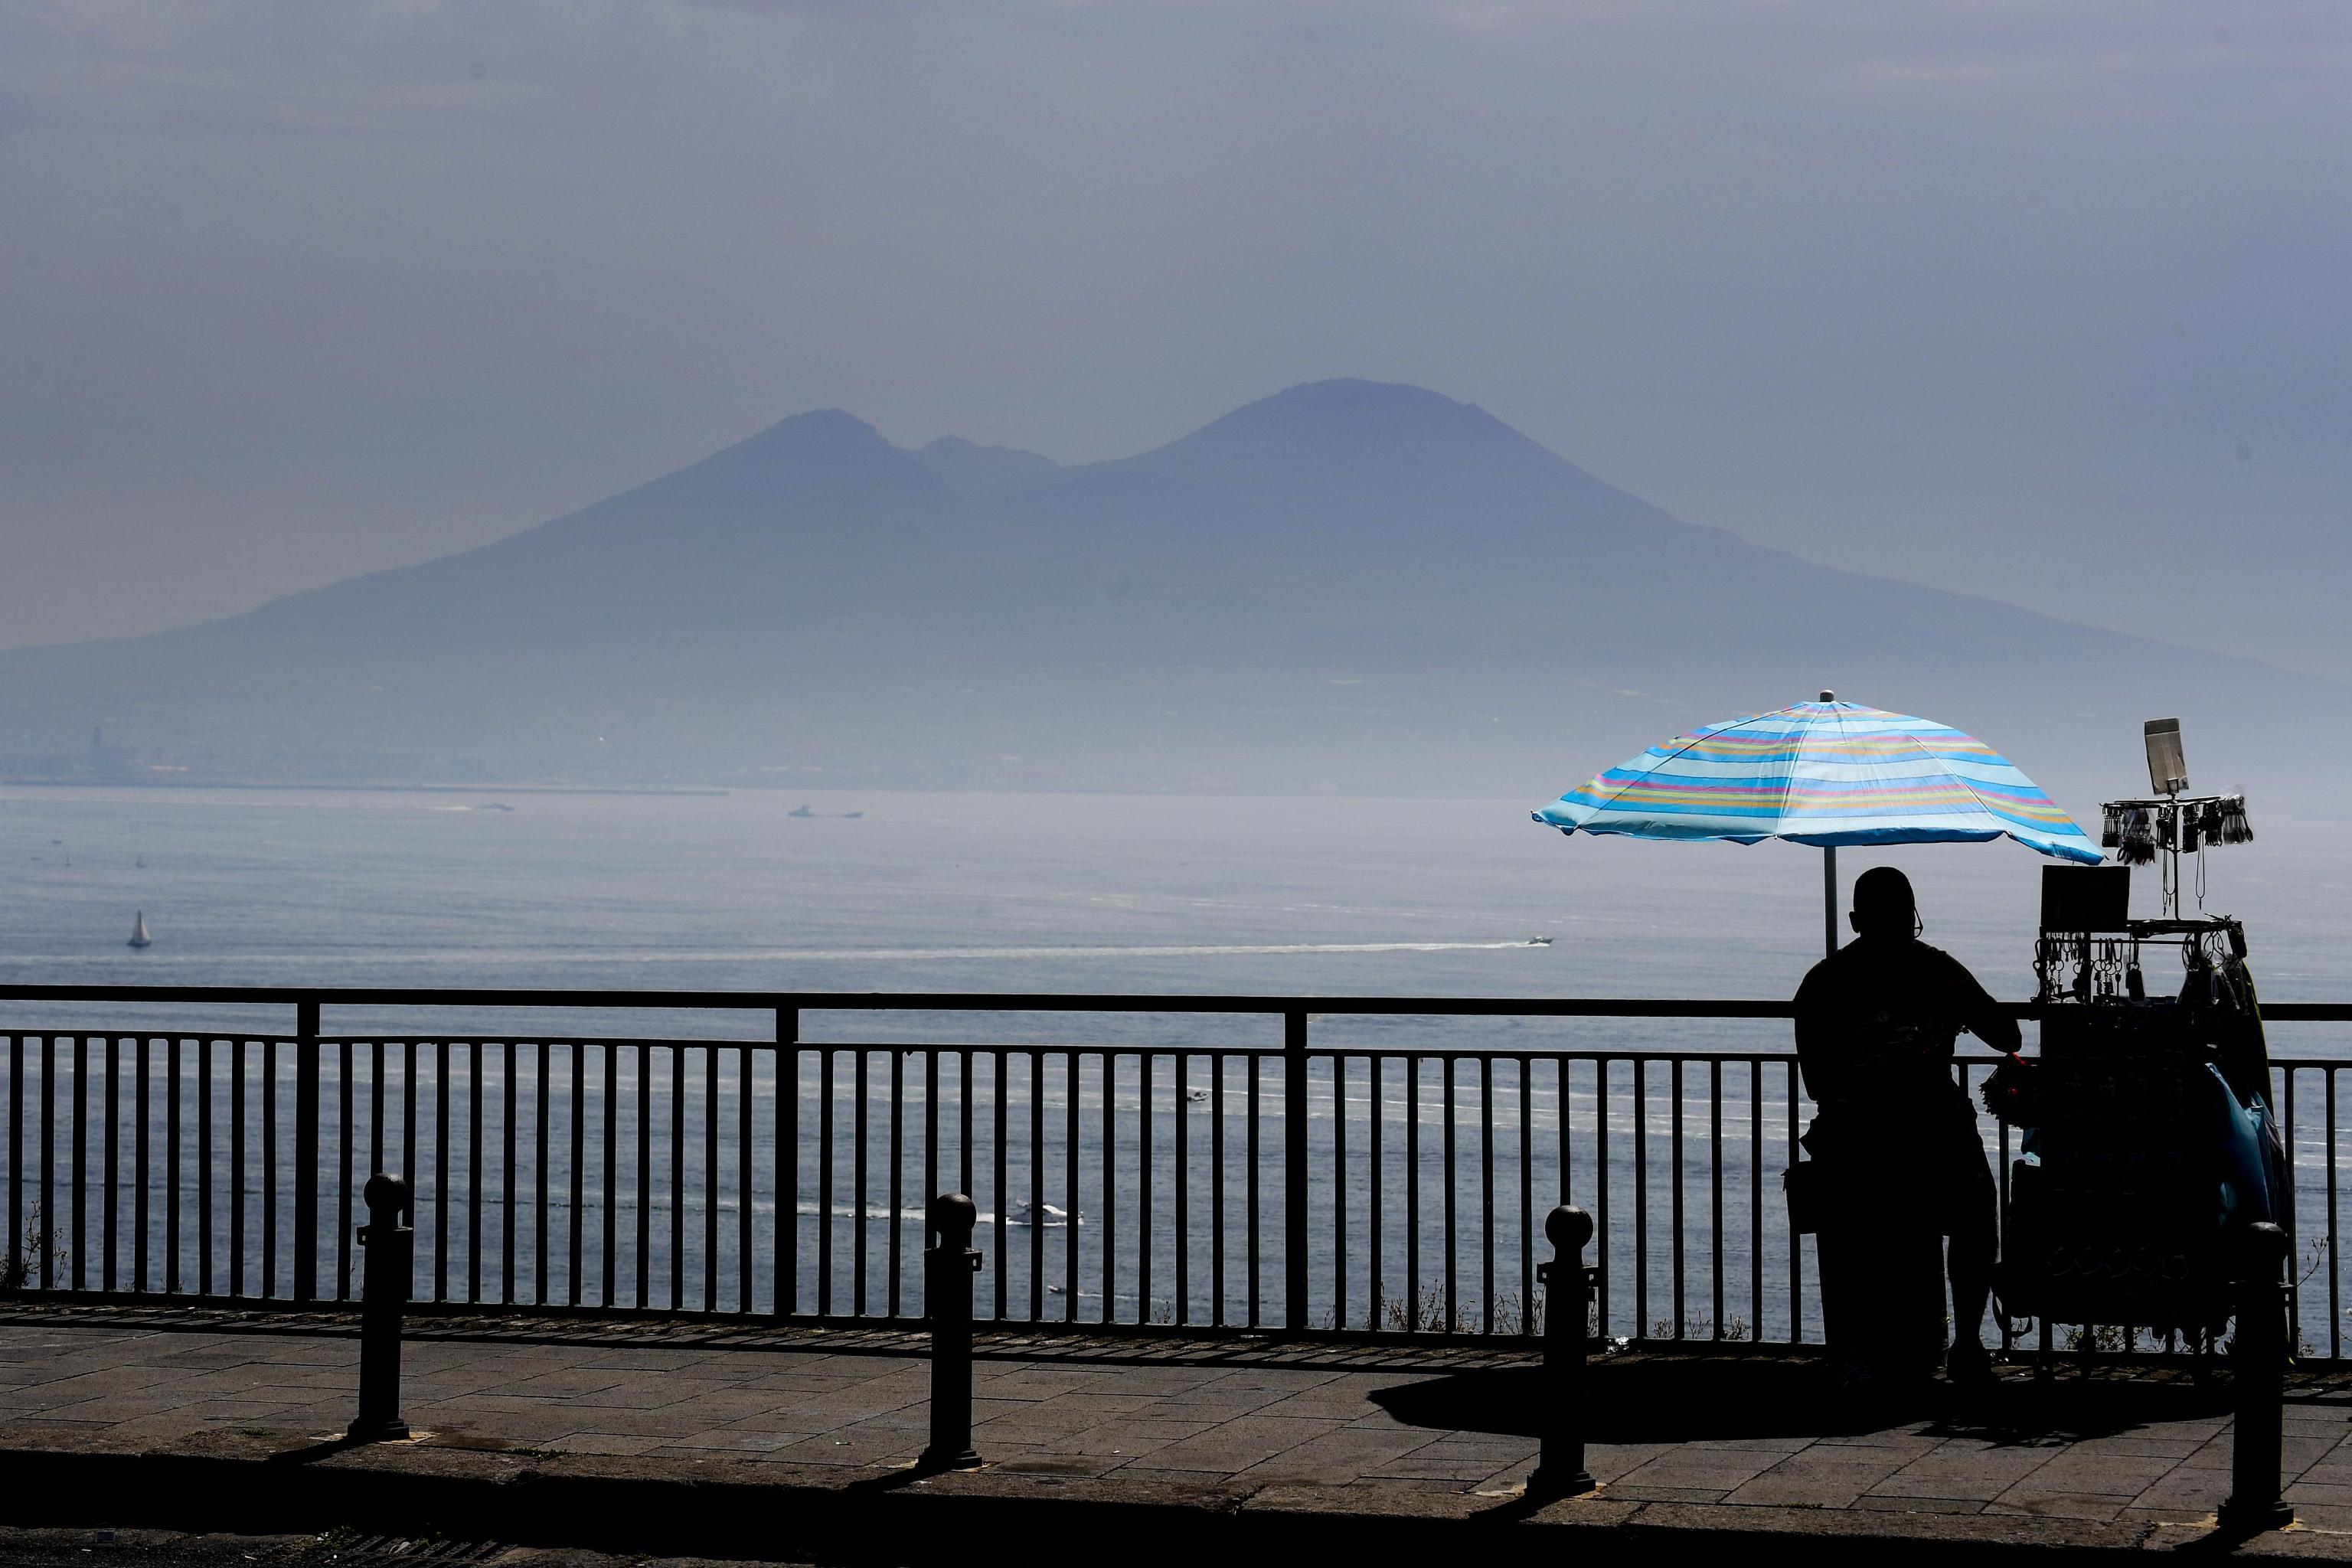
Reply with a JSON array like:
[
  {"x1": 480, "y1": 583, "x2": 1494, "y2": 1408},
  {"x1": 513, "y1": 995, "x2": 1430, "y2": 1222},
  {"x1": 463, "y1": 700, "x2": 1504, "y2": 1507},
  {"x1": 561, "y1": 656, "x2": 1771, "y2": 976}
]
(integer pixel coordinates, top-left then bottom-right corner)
[{"x1": 3, "y1": 786, "x2": 2348, "y2": 1344}]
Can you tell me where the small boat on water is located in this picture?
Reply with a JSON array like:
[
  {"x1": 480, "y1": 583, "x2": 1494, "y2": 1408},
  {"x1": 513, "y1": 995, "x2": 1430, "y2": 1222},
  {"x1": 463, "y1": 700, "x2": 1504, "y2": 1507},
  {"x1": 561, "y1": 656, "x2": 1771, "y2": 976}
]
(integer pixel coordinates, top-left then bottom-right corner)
[
  {"x1": 789, "y1": 803, "x2": 864, "y2": 819},
  {"x1": 127, "y1": 912, "x2": 152, "y2": 949},
  {"x1": 1526, "y1": 936, "x2": 1555, "y2": 946},
  {"x1": 1008, "y1": 1199, "x2": 1080, "y2": 1228}
]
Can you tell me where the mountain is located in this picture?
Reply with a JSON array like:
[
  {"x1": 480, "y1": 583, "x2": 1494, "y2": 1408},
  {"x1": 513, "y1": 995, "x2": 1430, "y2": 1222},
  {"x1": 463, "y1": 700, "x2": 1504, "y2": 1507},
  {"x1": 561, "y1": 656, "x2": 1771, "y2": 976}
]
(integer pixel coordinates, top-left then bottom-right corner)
[
  {"x1": 913, "y1": 436, "x2": 1061, "y2": 492},
  {"x1": 0, "y1": 379, "x2": 2337, "y2": 805}
]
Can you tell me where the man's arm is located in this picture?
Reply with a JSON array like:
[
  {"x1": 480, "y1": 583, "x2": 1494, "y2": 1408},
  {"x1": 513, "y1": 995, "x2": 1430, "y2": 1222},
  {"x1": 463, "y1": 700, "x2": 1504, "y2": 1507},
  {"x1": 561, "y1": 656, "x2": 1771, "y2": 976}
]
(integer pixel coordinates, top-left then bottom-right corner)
[
  {"x1": 1792, "y1": 962, "x2": 1838, "y2": 1103},
  {"x1": 1947, "y1": 955, "x2": 2021, "y2": 1054}
]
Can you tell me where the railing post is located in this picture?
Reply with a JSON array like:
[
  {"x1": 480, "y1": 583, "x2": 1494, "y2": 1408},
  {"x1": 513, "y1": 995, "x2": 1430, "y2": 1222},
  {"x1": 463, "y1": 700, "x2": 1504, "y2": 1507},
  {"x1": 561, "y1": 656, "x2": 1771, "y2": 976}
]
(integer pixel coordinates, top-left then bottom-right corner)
[
  {"x1": 779, "y1": 1000, "x2": 799, "y2": 1321},
  {"x1": 920, "y1": 1191, "x2": 982, "y2": 1472},
  {"x1": 348, "y1": 1172, "x2": 412, "y2": 1442},
  {"x1": 293, "y1": 998, "x2": 319, "y2": 1303},
  {"x1": 1285, "y1": 1010, "x2": 1308, "y2": 1333},
  {"x1": 2221, "y1": 1221, "x2": 2294, "y2": 1534},
  {"x1": 1529, "y1": 1204, "x2": 1598, "y2": 1499}
]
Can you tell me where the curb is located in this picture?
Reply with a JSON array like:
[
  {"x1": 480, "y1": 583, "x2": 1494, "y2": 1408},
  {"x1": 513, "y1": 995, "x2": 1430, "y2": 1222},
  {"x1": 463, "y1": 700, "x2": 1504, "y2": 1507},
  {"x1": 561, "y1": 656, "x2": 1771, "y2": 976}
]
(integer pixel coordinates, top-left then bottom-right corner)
[{"x1": 2, "y1": 1442, "x2": 2316, "y2": 1566}]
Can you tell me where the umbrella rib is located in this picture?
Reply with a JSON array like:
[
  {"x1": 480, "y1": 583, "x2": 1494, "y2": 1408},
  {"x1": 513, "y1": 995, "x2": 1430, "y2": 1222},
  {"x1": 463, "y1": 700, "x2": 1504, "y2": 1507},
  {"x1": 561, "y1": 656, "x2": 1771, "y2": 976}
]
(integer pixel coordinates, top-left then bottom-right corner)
[
  {"x1": 1886, "y1": 723, "x2": 2011, "y2": 831},
  {"x1": 1579, "y1": 710, "x2": 1765, "y2": 815},
  {"x1": 1879, "y1": 720, "x2": 2093, "y2": 856},
  {"x1": 1775, "y1": 699, "x2": 1837, "y2": 835}
]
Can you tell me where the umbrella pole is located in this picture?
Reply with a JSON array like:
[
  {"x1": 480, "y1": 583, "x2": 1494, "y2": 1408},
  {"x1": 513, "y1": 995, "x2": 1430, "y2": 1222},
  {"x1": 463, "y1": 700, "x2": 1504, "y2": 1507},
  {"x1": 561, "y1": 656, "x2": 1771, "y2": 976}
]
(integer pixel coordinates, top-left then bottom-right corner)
[{"x1": 1822, "y1": 844, "x2": 1838, "y2": 958}]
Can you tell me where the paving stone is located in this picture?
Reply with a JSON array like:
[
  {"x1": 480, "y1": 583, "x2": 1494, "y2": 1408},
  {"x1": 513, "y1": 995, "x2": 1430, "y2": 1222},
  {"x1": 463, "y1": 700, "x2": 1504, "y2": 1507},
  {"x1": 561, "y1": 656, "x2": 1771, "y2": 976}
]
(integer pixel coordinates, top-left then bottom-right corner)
[
  {"x1": 1998, "y1": 1451, "x2": 2179, "y2": 1497},
  {"x1": 1062, "y1": 1367, "x2": 1232, "y2": 1396},
  {"x1": 479, "y1": 1370, "x2": 634, "y2": 1398},
  {"x1": 1605, "y1": 1482, "x2": 1735, "y2": 1504},
  {"x1": 2278, "y1": 1435, "x2": 2344, "y2": 1472},
  {"x1": 1583, "y1": 1442, "x2": 1679, "y2": 1483},
  {"x1": 2297, "y1": 1460, "x2": 2352, "y2": 1488},
  {"x1": 1034, "y1": 1418, "x2": 1220, "y2": 1458},
  {"x1": 662, "y1": 1429, "x2": 822, "y2": 1456},
  {"x1": 970, "y1": 1406, "x2": 1113, "y2": 1441},
  {"x1": 573, "y1": 1348, "x2": 743, "y2": 1373},
  {"x1": 559, "y1": 1375, "x2": 744, "y2": 1410},
  {"x1": 1132, "y1": 1390, "x2": 1295, "y2": 1422},
  {"x1": 1138, "y1": 1416, "x2": 1351, "y2": 1472},
  {"x1": 1614, "y1": 1457, "x2": 1784, "y2": 1491},
  {"x1": 11, "y1": 1418, "x2": 124, "y2": 1440},
  {"x1": 1871, "y1": 1446, "x2": 2055, "y2": 1501},
  {"x1": 1723, "y1": 1452, "x2": 1905, "y2": 1507},
  {"x1": 972, "y1": 1367, "x2": 1130, "y2": 1400},
  {"x1": 2060, "y1": 1432, "x2": 2215, "y2": 1459},
  {"x1": 148, "y1": 1347, "x2": 263, "y2": 1369},
  {"x1": 1230, "y1": 1428, "x2": 1435, "y2": 1484},
  {"x1": 1982, "y1": 1494, "x2": 2128, "y2": 1522},
  {"x1": 527, "y1": 1403, "x2": 801, "y2": 1440},
  {"x1": 1850, "y1": 1493, "x2": 1986, "y2": 1515},
  {"x1": 240, "y1": 1340, "x2": 358, "y2": 1367},
  {"x1": 1808, "y1": 1430, "x2": 1945, "y2": 1458},
  {"x1": 756, "y1": 1429, "x2": 922, "y2": 1464},
  {"x1": 14, "y1": 1365, "x2": 201, "y2": 1398},
  {"x1": 543, "y1": 1431, "x2": 675, "y2": 1455},
  {"x1": 2128, "y1": 1468, "x2": 2231, "y2": 1511},
  {"x1": 1386, "y1": 1434, "x2": 1536, "y2": 1460}
]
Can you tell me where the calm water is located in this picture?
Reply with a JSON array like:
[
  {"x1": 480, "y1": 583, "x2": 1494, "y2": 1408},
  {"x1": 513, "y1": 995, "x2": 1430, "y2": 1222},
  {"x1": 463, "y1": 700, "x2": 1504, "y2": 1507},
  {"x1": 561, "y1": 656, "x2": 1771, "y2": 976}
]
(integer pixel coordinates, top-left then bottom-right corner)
[
  {"x1": 2, "y1": 786, "x2": 2348, "y2": 1342},
  {"x1": 4, "y1": 785, "x2": 2347, "y2": 1010}
]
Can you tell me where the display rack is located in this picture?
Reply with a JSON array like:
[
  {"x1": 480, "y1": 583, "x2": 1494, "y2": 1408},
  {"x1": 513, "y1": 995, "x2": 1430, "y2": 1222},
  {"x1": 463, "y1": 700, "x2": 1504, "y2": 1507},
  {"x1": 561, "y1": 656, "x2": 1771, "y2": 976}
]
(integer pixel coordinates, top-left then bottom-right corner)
[{"x1": 1990, "y1": 723, "x2": 2280, "y2": 1358}]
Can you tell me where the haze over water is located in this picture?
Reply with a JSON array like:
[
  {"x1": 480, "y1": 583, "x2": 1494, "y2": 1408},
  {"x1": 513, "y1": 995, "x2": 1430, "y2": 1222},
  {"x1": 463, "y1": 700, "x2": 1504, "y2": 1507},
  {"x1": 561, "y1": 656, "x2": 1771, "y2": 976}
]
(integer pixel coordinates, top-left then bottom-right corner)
[{"x1": 4, "y1": 786, "x2": 2346, "y2": 1050}]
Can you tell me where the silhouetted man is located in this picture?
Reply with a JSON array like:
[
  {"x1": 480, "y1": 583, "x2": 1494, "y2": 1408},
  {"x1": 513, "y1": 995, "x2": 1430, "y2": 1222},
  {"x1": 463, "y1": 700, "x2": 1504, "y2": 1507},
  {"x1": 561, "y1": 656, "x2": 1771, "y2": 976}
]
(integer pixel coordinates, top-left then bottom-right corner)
[{"x1": 1794, "y1": 866, "x2": 2014, "y2": 1390}]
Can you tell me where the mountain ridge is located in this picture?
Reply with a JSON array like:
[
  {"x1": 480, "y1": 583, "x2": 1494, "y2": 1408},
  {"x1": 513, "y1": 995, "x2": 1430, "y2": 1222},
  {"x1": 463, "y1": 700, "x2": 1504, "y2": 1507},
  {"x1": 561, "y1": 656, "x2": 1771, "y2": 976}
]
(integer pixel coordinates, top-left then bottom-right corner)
[{"x1": 0, "y1": 379, "x2": 2334, "y2": 804}]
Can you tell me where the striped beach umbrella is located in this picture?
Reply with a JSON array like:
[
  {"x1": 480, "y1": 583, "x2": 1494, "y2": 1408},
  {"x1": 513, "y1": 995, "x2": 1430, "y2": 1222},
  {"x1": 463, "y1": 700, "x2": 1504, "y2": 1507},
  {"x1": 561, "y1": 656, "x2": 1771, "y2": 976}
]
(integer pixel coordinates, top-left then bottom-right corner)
[{"x1": 1533, "y1": 693, "x2": 2102, "y2": 955}]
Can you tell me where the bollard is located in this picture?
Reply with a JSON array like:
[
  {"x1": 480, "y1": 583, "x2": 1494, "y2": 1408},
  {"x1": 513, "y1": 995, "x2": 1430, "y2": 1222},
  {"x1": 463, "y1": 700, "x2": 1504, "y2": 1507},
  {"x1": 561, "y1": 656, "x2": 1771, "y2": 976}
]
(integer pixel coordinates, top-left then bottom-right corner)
[
  {"x1": 348, "y1": 1172, "x2": 413, "y2": 1443},
  {"x1": 1528, "y1": 1204, "x2": 1598, "y2": 1498},
  {"x1": 918, "y1": 1191, "x2": 983, "y2": 1472},
  {"x1": 2220, "y1": 1220, "x2": 2294, "y2": 1534}
]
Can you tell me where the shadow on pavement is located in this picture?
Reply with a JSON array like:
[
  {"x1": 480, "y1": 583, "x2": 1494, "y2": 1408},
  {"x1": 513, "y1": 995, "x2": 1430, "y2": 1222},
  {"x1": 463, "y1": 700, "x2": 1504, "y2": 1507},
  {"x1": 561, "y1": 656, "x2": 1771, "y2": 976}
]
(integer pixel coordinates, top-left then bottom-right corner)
[{"x1": 1369, "y1": 1355, "x2": 2241, "y2": 1445}]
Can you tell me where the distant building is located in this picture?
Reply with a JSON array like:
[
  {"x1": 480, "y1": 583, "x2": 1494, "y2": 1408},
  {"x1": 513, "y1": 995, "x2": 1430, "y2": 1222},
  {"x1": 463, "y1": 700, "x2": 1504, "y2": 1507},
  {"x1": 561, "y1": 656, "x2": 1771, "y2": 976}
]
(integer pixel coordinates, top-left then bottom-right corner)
[{"x1": 90, "y1": 726, "x2": 131, "y2": 781}]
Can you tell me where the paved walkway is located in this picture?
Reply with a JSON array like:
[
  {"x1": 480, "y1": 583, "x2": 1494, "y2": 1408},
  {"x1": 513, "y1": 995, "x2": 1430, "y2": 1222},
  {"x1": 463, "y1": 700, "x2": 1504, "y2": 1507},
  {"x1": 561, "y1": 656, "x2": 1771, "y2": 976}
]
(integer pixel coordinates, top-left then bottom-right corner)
[{"x1": 3, "y1": 1307, "x2": 2350, "y2": 1560}]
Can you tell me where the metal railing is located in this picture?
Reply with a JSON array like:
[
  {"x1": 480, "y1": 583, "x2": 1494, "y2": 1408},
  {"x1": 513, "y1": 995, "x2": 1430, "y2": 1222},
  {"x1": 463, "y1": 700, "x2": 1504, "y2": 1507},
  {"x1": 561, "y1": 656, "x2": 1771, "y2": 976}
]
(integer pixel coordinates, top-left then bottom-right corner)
[{"x1": 3, "y1": 987, "x2": 2350, "y2": 1357}]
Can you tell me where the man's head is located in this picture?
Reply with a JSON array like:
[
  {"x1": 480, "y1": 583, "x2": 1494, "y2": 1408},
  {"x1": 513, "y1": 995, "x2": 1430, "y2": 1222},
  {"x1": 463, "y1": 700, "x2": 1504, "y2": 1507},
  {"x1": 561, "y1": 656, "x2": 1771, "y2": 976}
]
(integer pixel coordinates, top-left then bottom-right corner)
[{"x1": 1849, "y1": 866, "x2": 1920, "y2": 942}]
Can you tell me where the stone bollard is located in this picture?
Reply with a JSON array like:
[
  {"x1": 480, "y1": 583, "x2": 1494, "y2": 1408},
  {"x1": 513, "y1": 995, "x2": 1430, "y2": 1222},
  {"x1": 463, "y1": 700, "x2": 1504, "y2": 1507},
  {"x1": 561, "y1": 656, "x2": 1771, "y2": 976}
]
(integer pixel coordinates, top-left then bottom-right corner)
[
  {"x1": 918, "y1": 1191, "x2": 983, "y2": 1472},
  {"x1": 2220, "y1": 1220, "x2": 2294, "y2": 1534},
  {"x1": 1528, "y1": 1204, "x2": 1598, "y2": 1498},
  {"x1": 348, "y1": 1172, "x2": 413, "y2": 1442}
]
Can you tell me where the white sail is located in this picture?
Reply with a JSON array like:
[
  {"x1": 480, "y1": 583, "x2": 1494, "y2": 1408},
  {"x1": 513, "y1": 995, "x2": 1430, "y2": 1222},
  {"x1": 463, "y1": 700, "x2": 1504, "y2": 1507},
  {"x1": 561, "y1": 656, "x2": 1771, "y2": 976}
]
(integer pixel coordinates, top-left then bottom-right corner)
[{"x1": 128, "y1": 912, "x2": 151, "y2": 949}]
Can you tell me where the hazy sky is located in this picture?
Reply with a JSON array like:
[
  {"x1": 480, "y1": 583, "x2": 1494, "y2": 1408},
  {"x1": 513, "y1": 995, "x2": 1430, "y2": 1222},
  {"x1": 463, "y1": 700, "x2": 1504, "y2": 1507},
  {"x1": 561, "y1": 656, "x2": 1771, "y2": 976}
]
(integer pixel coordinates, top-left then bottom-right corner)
[{"x1": 5, "y1": 2, "x2": 2348, "y2": 671}]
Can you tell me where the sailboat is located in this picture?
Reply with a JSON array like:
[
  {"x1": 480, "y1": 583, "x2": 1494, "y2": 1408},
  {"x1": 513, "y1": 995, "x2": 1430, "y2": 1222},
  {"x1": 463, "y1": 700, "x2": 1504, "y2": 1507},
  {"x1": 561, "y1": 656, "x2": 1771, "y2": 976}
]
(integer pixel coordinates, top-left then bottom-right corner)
[{"x1": 127, "y1": 912, "x2": 152, "y2": 949}]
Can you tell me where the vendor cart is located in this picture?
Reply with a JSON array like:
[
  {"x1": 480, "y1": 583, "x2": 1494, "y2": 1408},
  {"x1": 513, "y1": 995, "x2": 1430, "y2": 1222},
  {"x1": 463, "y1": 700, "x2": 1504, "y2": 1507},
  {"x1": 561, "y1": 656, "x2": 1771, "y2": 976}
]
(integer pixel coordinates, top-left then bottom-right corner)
[{"x1": 1990, "y1": 727, "x2": 2285, "y2": 1365}]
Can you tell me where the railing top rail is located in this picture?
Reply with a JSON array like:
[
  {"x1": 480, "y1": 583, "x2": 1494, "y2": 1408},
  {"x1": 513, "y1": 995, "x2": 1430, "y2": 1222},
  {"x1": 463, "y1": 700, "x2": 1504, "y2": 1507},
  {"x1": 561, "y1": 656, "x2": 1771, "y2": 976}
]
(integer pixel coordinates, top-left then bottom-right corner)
[
  {"x1": 0, "y1": 985, "x2": 2346, "y2": 1022},
  {"x1": 0, "y1": 986, "x2": 1786, "y2": 1013}
]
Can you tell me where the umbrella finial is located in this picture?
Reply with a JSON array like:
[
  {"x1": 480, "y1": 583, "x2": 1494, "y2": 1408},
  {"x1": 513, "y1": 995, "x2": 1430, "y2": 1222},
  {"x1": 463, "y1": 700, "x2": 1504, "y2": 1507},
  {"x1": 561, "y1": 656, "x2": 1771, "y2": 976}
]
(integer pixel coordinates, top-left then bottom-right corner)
[{"x1": 1819, "y1": 689, "x2": 1836, "y2": 703}]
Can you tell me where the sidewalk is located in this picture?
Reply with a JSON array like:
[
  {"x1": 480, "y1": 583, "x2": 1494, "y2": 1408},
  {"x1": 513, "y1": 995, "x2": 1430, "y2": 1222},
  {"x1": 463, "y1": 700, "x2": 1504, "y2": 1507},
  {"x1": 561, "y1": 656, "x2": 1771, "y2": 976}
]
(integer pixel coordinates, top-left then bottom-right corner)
[{"x1": 2, "y1": 1305, "x2": 2349, "y2": 1561}]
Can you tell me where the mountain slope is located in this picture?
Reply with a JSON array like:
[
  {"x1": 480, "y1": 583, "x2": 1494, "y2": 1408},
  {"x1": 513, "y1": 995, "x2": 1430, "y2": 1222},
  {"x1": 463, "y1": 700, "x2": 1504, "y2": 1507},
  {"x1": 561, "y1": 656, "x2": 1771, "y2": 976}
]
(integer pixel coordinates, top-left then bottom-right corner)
[{"x1": 0, "y1": 380, "x2": 2334, "y2": 804}]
